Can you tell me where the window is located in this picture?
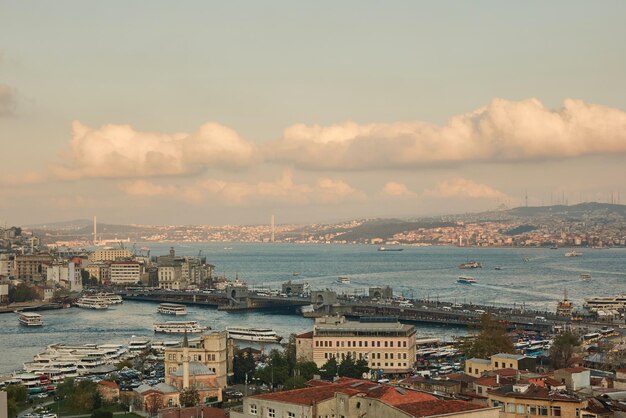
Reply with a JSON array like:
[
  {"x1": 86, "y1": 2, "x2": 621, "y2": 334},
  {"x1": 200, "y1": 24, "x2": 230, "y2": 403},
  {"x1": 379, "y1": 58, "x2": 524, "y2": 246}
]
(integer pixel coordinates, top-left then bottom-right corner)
[
  {"x1": 287, "y1": 412, "x2": 295, "y2": 418},
  {"x1": 250, "y1": 404, "x2": 257, "y2": 415},
  {"x1": 267, "y1": 408, "x2": 275, "y2": 418},
  {"x1": 358, "y1": 341, "x2": 362, "y2": 347},
  {"x1": 468, "y1": 367, "x2": 473, "y2": 373},
  {"x1": 551, "y1": 406, "x2": 561, "y2": 417},
  {"x1": 509, "y1": 363, "x2": 513, "y2": 368},
  {"x1": 390, "y1": 341, "x2": 394, "y2": 347},
  {"x1": 403, "y1": 341, "x2": 407, "y2": 347},
  {"x1": 384, "y1": 341, "x2": 388, "y2": 347},
  {"x1": 495, "y1": 361, "x2": 499, "y2": 368},
  {"x1": 538, "y1": 406, "x2": 548, "y2": 416}
]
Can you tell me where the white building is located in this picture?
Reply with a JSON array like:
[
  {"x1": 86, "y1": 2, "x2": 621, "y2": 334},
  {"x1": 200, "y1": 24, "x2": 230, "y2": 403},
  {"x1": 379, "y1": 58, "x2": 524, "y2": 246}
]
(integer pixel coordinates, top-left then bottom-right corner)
[
  {"x1": 158, "y1": 263, "x2": 186, "y2": 290},
  {"x1": 46, "y1": 262, "x2": 82, "y2": 292},
  {"x1": 90, "y1": 249, "x2": 133, "y2": 262},
  {"x1": 0, "y1": 284, "x2": 8, "y2": 304},
  {"x1": 110, "y1": 261, "x2": 142, "y2": 285}
]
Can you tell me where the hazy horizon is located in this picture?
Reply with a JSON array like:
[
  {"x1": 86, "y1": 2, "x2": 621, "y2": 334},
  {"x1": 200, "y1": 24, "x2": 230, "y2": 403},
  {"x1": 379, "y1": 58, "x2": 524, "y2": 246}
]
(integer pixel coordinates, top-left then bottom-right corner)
[{"x1": 2, "y1": 2, "x2": 626, "y2": 226}]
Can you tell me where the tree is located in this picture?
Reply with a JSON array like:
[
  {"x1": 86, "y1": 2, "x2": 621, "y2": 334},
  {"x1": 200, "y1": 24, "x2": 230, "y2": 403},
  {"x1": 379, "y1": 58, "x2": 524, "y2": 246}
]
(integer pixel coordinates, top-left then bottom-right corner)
[
  {"x1": 116, "y1": 359, "x2": 134, "y2": 370},
  {"x1": 464, "y1": 314, "x2": 514, "y2": 359},
  {"x1": 294, "y1": 361, "x2": 318, "y2": 381},
  {"x1": 284, "y1": 375, "x2": 307, "y2": 390},
  {"x1": 145, "y1": 393, "x2": 163, "y2": 417},
  {"x1": 550, "y1": 331, "x2": 580, "y2": 369},
  {"x1": 179, "y1": 387, "x2": 200, "y2": 407},
  {"x1": 319, "y1": 357, "x2": 339, "y2": 381},
  {"x1": 91, "y1": 410, "x2": 113, "y2": 418},
  {"x1": 8, "y1": 283, "x2": 39, "y2": 303},
  {"x1": 233, "y1": 351, "x2": 256, "y2": 384},
  {"x1": 6, "y1": 398, "x2": 18, "y2": 418},
  {"x1": 5, "y1": 384, "x2": 28, "y2": 403}
]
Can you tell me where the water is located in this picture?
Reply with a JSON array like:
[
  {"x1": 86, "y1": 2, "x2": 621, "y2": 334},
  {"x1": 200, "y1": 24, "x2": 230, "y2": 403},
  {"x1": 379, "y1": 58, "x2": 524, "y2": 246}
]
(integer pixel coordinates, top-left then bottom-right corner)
[{"x1": 1, "y1": 244, "x2": 624, "y2": 374}]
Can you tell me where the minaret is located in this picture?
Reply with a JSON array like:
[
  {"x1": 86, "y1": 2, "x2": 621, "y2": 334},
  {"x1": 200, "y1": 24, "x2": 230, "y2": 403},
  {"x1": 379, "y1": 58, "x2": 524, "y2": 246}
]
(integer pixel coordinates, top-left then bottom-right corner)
[{"x1": 182, "y1": 331, "x2": 190, "y2": 389}]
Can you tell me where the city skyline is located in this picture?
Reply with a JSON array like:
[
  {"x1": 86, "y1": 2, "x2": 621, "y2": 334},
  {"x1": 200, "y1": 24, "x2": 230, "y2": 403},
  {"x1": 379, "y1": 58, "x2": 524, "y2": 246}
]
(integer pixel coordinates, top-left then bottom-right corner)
[{"x1": 2, "y1": 2, "x2": 626, "y2": 225}]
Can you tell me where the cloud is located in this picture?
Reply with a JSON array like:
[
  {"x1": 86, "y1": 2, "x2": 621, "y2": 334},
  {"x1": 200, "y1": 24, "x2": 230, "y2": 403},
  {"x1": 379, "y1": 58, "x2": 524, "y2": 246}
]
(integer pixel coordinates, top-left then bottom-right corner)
[
  {"x1": 0, "y1": 84, "x2": 17, "y2": 117},
  {"x1": 379, "y1": 182, "x2": 417, "y2": 198},
  {"x1": 119, "y1": 171, "x2": 366, "y2": 206},
  {"x1": 268, "y1": 98, "x2": 626, "y2": 170},
  {"x1": 425, "y1": 178, "x2": 509, "y2": 200},
  {"x1": 53, "y1": 121, "x2": 258, "y2": 179}
]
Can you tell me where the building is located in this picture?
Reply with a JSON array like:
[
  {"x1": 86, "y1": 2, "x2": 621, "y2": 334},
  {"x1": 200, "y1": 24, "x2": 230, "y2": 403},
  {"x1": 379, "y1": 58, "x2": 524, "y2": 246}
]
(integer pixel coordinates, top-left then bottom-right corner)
[
  {"x1": 553, "y1": 367, "x2": 591, "y2": 391},
  {"x1": 45, "y1": 262, "x2": 82, "y2": 292},
  {"x1": 282, "y1": 280, "x2": 306, "y2": 296},
  {"x1": 0, "y1": 284, "x2": 8, "y2": 304},
  {"x1": 90, "y1": 248, "x2": 133, "y2": 262},
  {"x1": 0, "y1": 253, "x2": 14, "y2": 278},
  {"x1": 158, "y1": 262, "x2": 185, "y2": 290},
  {"x1": 164, "y1": 332, "x2": 230, "y2": 389},
  {"x1": 615, "y1": 369, "x2": 626, "y2": 390},
  {"x1": 465, "y1": 353, "x2": 536, "y2": 378},
  {"x1": 231, "y1": 378, "x2": 499, "y2": 418},
  {"x1": 0, "y1": 390, "x2": 7, "y2": 418},
  {"x1": 296, "y1": 316, "x2": 416, "y2": 374},
  {"x1": 14, "y1": 254, "x2": 53, "y2": 280},
  {"x1": 83, "y1": 262, "x2": 111, "y2": 284},
  {"x1": 110, "y1": 261, "x2": 142, "y2": 285},
  {"x1": 488, "y1": 383, "x2": 591, "y2": 418}
]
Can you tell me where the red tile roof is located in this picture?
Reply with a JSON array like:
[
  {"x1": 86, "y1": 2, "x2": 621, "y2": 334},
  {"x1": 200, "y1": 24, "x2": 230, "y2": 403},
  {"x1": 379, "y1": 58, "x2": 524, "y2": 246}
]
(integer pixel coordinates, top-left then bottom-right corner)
[
  {"x1": 296, "y1": 331, "x2": 313, "y2": 338},
  {"x1": 160, "y1": 406, "x2": 226, "y2": 418},
  {"x1": 253, "y1": 378, "x2": 436, "y2": 406},
  {"x1": 97, "y1": 380, "x2": 119, "y2": 389},
  {"x1": 560, "y1": 367, "x2": 588, "y2": 373},
  {"x1": 397, "y1": 400, "x2": 488, "y2": 417}
]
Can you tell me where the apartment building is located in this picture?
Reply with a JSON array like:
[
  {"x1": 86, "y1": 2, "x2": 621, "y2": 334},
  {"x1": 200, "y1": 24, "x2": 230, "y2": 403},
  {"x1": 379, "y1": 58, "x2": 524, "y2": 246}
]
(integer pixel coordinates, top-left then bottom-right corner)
[
  {"x1": 90, "y1": 249, "x2": 133, "y2": 262},
  {"x1": 45, "y1": 261, "x2": 82, "y2": 292},
  {"x1": 83, "y1": 262, "x2": 111, "y2": 284},
  {"x1": 13, "y1": 254, "x2": 53, "y2": 280},
  {"x1": 466, "y1": 353, "x2": 536, "y2": 378},
  {"x1": 110, "y1": 261, "x2": 142, "y2": 285},
  {"x1": 296, "y1": 316, "x2": 416, "y2": 374},
  {"x1": 158, "y1": 262, "x2": 186, "y2": 290}
]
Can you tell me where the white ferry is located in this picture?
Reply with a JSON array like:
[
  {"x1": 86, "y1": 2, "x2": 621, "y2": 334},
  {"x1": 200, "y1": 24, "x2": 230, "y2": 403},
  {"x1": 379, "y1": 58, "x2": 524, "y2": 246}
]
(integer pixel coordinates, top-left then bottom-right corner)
[
  {"x1": 128, "y1": 338, "x2": 151, "y2": 353},
  {"x1": 459, "y1": 261, "x2": 482, "y2": 269},
  {"x1": 75, "y1": 296, "x2": 109, "y2": 309},
  {"x1": 580, "y1": 274, "x2": 592, "y2": 281},
  {"x1": 153, "y1": 321, "x2": 209, "y2": 334},
  {"x1": 157, "y1": 303, "x2": 188, "y2": 316},
  {"x1": 94, "y1": 292, "x2": 123, "y2": 305},
  {"x1": 18, "y1": 312, "x2": 43, "y2": 326},
  {"x1": 338, "y1": 276, "x2": 350, "y2": 284},
  {"x1": 151, "y1": 340, "x2": 180, "y2": 351},
  {"x1": 226, "y1": 327, "x2": 282, "y2": 342},
  {"x1": 565, "y1": 250, "x2": 583, "y2": 257},
  {"x1": 583, "y1": 294, "x2": 626, "y2": 311}
]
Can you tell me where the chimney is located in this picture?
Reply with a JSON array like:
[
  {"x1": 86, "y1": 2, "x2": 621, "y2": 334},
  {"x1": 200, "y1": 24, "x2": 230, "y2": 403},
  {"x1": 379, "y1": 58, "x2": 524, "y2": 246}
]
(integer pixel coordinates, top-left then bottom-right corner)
[{"x1": 496, "y1": 374, "x2": 500, "y2": 385}]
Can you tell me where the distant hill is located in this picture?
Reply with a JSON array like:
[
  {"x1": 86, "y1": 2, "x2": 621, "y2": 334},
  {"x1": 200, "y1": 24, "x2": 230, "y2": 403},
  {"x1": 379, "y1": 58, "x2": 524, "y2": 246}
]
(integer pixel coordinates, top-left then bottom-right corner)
[
  {"x1": 333, "y1": 218, "x2": 456, "y2": 242},
  {"x1": 504, "y1": 202, "x2": 626, "y2": 219},
  {"x1": 25, "y1": 219, "x2": 93, "y2": 230}
]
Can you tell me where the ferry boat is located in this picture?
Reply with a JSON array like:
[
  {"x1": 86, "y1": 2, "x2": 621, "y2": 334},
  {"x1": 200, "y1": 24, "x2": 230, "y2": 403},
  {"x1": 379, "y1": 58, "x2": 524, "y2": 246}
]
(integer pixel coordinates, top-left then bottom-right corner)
[
  {"x1": 377, "y1": 246, "x2": 404, "y2": 252},
  {"x1": 157, "y1": 303, "x2": 188, "y2": 316},
  {"x1": 457, "y1": 276, "x2": 477, "y2": 284},
  {"x1": 583, "y1": 294, "x2": 626, "y2": 311},
  {"x1": 580, "y1": 274, "x2": 592, "y2": 281},
  {"x1": 128, "y1": 337, "x2": 151, "y2": 353},
  {"x1": 93, "y1": 292, "x2": 123, "y2": 305},
  {"x1": 226, "y1": 327, "x2": 282, "y2": 342},
  {"x1": 338, "y1": 276, "x2": 350, "y2": 284},
  {"x1": 153, "y1": 321, "x2": 209, "y2": 334},
  {"x1": 18, "y1": 312, "x2": 43, "y2": 327},
  {"x1": 75, "y1": 296, "x2": 109, "y2": 309},
  {"x1": 459, "y1": 261, "x2": 482, "y2": 269},
  {"x1": 565, "y1": 250, "x2": 583, "y2": 257}
]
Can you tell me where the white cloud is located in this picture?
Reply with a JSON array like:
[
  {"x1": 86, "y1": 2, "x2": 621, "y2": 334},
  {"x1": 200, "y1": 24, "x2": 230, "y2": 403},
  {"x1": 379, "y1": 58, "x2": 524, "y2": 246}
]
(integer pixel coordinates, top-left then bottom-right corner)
[
  {"x1": 54, "y1": 120, "x2": 258, "y2": 179},
  {"x1": 119, "y1": 171, "x2": 366, "y2": 206},
  {"x1": 269, "y1": 98, "x2": 626, "y2": 170},
  {"x1": 0, "y1": 84, "x2": 17, "y2": 117},
  {"x1": 379, "y1": 182, "x2": 417, "y2": 198},
  {"x1": 425, "y1": 178, "x2": 509, "y2": 200}
]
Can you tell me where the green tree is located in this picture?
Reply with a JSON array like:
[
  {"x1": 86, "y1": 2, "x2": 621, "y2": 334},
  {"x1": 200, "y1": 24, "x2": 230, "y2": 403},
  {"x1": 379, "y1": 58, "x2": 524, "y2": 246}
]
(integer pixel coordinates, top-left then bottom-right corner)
[
  {"x1": 91, "y1": 410, "x2": 113, "y2": 418},
  {"x1": 319, "y1": 357, "x2": 339, "y2": 381},
  {"x1": 294, "y1": 361, "x2": 318, "y2": 380},
  {"x1": 233, "y1": 351, "x2": 256, "y2": 384},
  {"x1": 464, "y1": 314, "x2": 514, "y2": 359},
  {"x1": 8, "y1": 283, "x2": 39, "y2": 303},
  {"x1": 550, "y1": 331, "x2": 580, "y2": 369},
  {"x1": 179, "y1": 387, "x2": 200, "y2": 407},
  {"x1": 284, "y1": 375, "x2": 307, "y2": 390},
  {"x1": 116, "y1": 359, "x2": 134, "y2": 370},
  {"x1": 6, "y1": 398, "x2": 18, "y2": 418},
  {"x1": 5, "y1": 384, "x2": 28, "y2": 403}
]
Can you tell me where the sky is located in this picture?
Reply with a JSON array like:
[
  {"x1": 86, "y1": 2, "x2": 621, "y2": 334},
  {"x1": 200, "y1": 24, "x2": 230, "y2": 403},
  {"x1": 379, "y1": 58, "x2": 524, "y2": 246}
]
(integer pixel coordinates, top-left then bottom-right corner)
[{"x1": 1, "y1": 1, "x2": 626, "y2": 226}]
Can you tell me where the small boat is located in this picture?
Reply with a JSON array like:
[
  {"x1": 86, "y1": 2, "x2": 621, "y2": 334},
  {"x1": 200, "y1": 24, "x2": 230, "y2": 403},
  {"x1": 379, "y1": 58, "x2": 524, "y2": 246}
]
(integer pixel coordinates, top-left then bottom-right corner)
[
  {"x1": 550, "y1": 246, "x2": 559, "y2": 250},
  {"x1": 494, "y1": 266, "x2": 503, "y2": 271},
  {"x1": 565, "y1": 251, "x2": 583, "y2": 257},
  {"x1": 522, "y1": 257, "x2": 530, "y2": 262},
  {"x1": 378, "y1": 246, "x2": 404, "y2": 252},
  {"x1": 18, "y1": 312, "x2": 43, "y2": 327},
  {"x1": 580, "y1": 274, "x2": 592, "y2": 281},
  {"x1": 457, "y1": 276, "x2": 477, "y2": 284},
  {"x1": 157, "y1": 303, "x2": 188, "y2": 316},
  {"x1": 338, "y1": 276, "x2": 350, "y2": 284},
  {"x1": 292, "y1": 272, "x2": 300, "y2": 276},
  {"x1": 153, "y1": 321, "x2": 209, "y2": 334},
  {"x1": 459, "y1": 261, "x2": 482, "y2": 269},
  {"x1": 226, "y1": 327, "x2": 282, "y2": 342}
]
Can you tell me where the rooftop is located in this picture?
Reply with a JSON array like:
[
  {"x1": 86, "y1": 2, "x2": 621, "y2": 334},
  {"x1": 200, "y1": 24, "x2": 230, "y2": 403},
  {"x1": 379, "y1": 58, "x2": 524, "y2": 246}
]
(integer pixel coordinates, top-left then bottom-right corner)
[{"x1": 396, "y1": 399, "x2": 490, "y2": 417}]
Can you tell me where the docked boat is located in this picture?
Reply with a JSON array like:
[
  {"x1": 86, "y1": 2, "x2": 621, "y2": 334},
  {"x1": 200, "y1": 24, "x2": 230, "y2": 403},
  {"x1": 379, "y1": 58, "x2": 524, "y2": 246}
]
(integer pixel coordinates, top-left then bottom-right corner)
[
  {"x1": 377, "y1": 246, "x2": 404, "y2": 252},
  {"x1": 128, "y1": 337, "x2": 151, "y2": 353},
  {"x1": 583, "y1": 294, "x2": 626, "y2": 311},
  {"x1": 459, "y1": 261, "x2": 482, "y2": 269},
  {"x1": 338, "y1": 276, "x2": 350, "y2": 284},
  {"x1": 565, "y1": 250, "x2": 583, "y2": 257},
  {"x1": 153, "y1": 321, "x2": 209, "y2": 334},
  {"x1": 18, "y1": 312, "x2": 43, "y2": 327},
  {"x1": 157, "y1": 303, "x2": 188, "y2": 316},
  {"x1": 93, "y1": 292, "x2": 123, "y2": 305},
  {"x1": 580, "y1": 274, "x2": 592, "y2": 281},
  {"x1": 226, "y1": 327, "x2": 282, "y2": 342},
  {"x1": 457, "y1": 276, "x2": 477, "y2": 284},
  {"x1": 75, "y1": 296, "x2": 109, "y2": 309}
]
